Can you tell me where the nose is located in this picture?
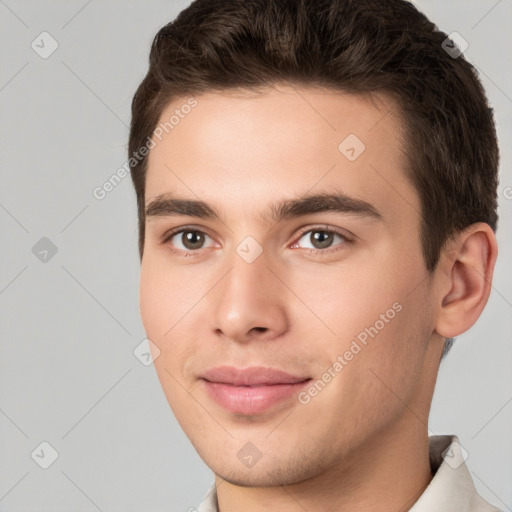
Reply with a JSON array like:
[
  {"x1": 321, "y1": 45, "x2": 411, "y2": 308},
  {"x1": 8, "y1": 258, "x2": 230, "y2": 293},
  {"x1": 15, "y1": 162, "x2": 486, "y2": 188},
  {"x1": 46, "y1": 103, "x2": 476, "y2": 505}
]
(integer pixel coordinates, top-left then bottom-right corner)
[{"x1": 208, "y1": 247, "x2": 289, "y2": 344}]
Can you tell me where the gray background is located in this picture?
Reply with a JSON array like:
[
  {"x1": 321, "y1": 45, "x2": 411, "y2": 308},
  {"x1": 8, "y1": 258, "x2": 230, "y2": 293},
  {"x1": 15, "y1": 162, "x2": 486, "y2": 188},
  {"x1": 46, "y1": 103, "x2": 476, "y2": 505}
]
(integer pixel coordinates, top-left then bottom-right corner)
[{"x1": 0, "y1": 0, "x2": 511, "y2": 510}]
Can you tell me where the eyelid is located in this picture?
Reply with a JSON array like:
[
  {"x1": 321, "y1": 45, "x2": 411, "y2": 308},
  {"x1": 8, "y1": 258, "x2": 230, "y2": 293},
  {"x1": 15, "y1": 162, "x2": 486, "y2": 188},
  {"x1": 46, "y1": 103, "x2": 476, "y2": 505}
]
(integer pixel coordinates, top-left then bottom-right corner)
[
  {"x1": 293, "y1": 224, "x2": 355, "y2": 243},
  {"x1": 161, "y1": 224, "x2": 216, "y2": 243},
  {"x1": 162, "y1": 223, "x2": 354, "y2": 241},
  {"x1": 161, "y1": 223, "x2": 354, "y2": 256},
  {"x1": 289, "y1": 225, "x2": 354, "y2": 256}
]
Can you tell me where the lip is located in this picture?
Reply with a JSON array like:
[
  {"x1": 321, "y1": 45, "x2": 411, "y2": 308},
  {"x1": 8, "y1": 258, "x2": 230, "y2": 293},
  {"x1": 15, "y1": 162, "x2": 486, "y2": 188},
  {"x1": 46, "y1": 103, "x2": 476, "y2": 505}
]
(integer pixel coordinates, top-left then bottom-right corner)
[
  {"x1": 200, "y1": 366, "x2": 311, "y2": 415},
  {"x1": 201, "y1": 366, "x2": 309, "y2": 386}
]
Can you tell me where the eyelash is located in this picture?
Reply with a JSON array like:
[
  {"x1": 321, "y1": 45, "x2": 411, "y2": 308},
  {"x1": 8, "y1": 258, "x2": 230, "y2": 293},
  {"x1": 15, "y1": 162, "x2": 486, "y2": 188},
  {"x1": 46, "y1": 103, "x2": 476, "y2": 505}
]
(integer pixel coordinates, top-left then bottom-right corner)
[{"x1": 161, "y1": 225, "x2": 353, "y2": 258}]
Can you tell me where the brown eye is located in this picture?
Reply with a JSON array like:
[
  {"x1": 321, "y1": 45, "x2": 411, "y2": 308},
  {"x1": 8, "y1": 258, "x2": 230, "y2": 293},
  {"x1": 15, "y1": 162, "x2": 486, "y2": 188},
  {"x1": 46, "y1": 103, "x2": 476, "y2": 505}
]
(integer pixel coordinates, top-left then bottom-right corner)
[
  {"x1": 181, "y1": 231, "x2": 205, "y2": 250},
  {"x1": 293, "y1": 227, "x2": 350, "y2": 253},
  {"x1": 309, "y1": 230, "x2": 335, "y2": 249},
  {"x1": 167, "y1": 230, "x2": 214, "y2": 252}
]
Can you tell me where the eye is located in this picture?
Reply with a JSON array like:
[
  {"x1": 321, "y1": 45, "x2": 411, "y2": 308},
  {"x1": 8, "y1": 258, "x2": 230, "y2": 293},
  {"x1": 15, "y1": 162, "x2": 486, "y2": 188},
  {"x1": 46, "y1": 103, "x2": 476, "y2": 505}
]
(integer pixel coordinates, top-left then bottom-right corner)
[
  {"x1": 161, "y1": 225, "x2": 352, "y2": 258},
  {"x1": 164, "y1": 229, "x2": 215, "y2": 252},
  {"x1": 291, "y1": 226, "x2": 351, "y2": 253}
]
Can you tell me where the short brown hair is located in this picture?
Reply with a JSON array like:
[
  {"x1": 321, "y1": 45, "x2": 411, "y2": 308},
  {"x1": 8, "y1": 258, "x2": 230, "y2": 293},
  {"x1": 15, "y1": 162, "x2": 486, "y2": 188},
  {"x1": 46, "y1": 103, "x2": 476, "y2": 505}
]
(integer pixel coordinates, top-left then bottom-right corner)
[{"x1": 129, "y1": 0, "x2": 499, "y2": 272}]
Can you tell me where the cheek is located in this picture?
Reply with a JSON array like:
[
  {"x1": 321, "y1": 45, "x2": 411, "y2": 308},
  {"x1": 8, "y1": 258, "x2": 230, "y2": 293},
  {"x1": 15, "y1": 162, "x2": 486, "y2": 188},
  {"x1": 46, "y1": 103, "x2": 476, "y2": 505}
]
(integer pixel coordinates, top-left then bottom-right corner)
[
  {"x1": 316, "y1": 256, "x2": 432, "y2": 399},
  {"x1": 297, "y1": 265, "x2": 399, "y2": 341},
  {"x1": 139, "y1": 258, "x2": 193, "y2": 336},
  {"x1": 139, "y1": 265, "x2": 191, "y2": 409},
  {"x1": 349, "y1": 282, "x2": 433, "y2": 408},
  {"x1": 139, "y1": 260, "x2": 202, "y2": 373},
  {"x1": 139, "y1": 266, "x2": 166, "y2": 337}
]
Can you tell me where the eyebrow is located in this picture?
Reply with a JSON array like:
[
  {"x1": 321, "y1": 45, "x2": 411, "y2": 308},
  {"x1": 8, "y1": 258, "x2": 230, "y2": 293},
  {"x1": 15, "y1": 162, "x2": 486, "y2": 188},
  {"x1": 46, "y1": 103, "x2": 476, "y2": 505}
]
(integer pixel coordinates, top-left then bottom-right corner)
[{"x1": 145, "y1": 192, "x2": 383, "y2": 223}]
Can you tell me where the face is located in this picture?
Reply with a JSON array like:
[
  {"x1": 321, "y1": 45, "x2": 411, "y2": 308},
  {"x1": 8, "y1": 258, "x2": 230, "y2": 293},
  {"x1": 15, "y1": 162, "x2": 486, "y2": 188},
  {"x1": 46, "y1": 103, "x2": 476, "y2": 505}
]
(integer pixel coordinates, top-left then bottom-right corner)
[{"x1": 140, "y1": 85, "x2": 440, "y2": 486}]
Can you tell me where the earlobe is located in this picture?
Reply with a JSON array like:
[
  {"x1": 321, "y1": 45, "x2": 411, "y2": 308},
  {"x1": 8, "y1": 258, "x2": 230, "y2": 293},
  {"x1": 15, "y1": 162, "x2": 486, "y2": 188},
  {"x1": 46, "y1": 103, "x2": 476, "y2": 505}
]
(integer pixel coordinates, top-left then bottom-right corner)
[{"x1": 435, "y1": 223, "x2": 498, "y2": 338}]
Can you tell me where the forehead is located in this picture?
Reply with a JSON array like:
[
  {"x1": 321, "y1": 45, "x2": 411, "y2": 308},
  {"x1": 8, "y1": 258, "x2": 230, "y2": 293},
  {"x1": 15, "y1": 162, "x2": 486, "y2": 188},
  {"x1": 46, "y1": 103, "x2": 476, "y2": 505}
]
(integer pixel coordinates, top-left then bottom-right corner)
[{"x1": 144, "y1": 85, "x2": 417, "y2": 225}]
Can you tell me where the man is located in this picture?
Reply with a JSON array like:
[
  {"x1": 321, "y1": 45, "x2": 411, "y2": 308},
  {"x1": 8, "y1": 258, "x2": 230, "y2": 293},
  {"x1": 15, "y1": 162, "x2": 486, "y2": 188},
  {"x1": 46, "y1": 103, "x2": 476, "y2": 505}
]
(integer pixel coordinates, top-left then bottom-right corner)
[{"x1": 128, "y1": 0, "x2": 502, "y2": 510}]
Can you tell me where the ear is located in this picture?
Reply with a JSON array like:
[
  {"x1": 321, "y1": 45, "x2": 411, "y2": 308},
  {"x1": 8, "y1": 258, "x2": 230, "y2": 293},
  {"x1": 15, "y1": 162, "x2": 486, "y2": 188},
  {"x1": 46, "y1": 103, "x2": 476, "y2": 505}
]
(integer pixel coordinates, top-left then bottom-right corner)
[{"x1": 434, "y1": 222, "x2": 498, "y2": 338}]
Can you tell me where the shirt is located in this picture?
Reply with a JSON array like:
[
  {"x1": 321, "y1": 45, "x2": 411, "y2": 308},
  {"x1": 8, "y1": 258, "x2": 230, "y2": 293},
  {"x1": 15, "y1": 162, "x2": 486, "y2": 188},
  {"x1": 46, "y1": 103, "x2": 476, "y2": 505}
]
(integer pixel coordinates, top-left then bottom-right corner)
[{"x1": 196, "y1": 435, "x2": 503, "y2": 511}]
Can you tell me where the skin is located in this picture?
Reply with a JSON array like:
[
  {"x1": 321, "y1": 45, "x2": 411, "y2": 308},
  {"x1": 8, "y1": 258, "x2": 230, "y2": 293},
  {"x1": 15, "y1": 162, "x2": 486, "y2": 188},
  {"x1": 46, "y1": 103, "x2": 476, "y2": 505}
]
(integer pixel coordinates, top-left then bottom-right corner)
[{"x1": 139, "y1": 85, "x2": 497, "y2": 512}]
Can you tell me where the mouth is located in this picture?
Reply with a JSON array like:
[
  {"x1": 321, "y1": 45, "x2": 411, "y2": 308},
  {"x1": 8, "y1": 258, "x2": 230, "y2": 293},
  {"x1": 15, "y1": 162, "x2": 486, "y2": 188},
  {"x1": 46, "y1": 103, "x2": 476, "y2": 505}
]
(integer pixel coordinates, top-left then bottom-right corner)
[{"x1": 200, "y1": 366, "x2": 312, "y2": 415}]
